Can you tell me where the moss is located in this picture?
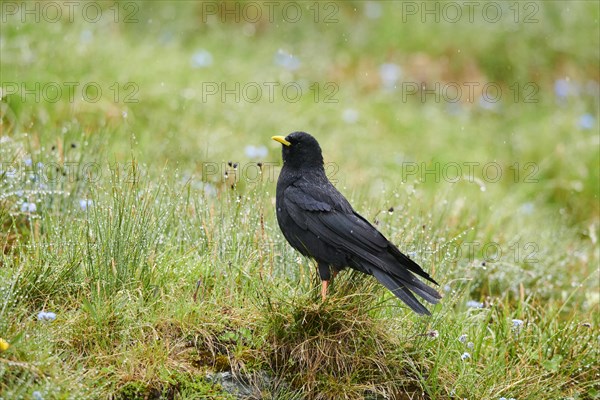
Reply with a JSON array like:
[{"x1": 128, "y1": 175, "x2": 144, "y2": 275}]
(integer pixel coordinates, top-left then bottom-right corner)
[
  {"x1": 117, "y1": 373, "x2": 234, "y2": 400},
  {"x1": 117, "y1": 381, "x2": 151, "y2": 400}
]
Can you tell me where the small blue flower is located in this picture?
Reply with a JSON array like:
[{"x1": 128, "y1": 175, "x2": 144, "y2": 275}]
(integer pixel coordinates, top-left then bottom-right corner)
[
  {"x1": 191, "y1": 49, "x2": 213, "y2": 68},
  {"x1": 79, "y1": 199, "x2": 93, "y2": 211},
  {"x1": 458, "y1": 334, "x2": 467, "y2": 343},
  {"x1": 446, "y1": 103, "x2": 463, "y2": 116},
  {"x1": 554, "y1": 78, "x2": 574, "y2": 98},
  {"x1": 512, "y1": 319, "x2": 524, "y2": 331},
  {"x1": 202, "y1": 182, "x2": 217, "y2": 197},
  {"x1": 33, "y1": 391, "x2": 44, "y2": 400},
  {"x1": 364, "y1": 1, "x2": 382, "y2": 19},
  {"x1": 24, "y1": 158, "x2": 32, "y2": 167},
  {"x1": 379, "y1": 63, "x2": 402, "y2": 90},
  {"x1": 479, "y1": 96, "x2": 499, "y2": 111},
  {"x1": 37, "y1": 311, "x2": 56, "y2": 322},
  {"x1": 578, "y1": 113, "x2": 595, "y2": 130},
  {"x1": 467, "y1": 341, "x2": 474, "y2": 349},
  {"x1": 466, "y1": 300, "x2": 483, "y2": 309},
  {"x1": 244, "y1": 145, "x2": 268, "y2": 159},
  {"x1": 80, "y1": 29, "x2": 93, "y2": 44},
  {"x1": 21, "y1": 202, "x2": 37, "y2": 213},
  {"x1": 461, "y1": 352, "x2": 471, "y2": 360},
  {"x1": 274, "y1": 49, "x2": 300, "y2": 71},
  {"x1": 519, "y1": 202, "x2": 534, "y2": 215}
]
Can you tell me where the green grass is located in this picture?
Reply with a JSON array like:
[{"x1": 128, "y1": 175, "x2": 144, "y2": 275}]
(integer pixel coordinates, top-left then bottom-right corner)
[{"x1": 1, "y1": 1, "x2": 599, "y2": 399}]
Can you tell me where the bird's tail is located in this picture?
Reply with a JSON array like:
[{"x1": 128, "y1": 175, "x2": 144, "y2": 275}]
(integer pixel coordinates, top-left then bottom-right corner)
[
  {"x1": 389, "y1": 245, "x2": 439, "y2": 285},
  {"x1": 371, "y1": 268, "x2": 441, "y2": 315}
]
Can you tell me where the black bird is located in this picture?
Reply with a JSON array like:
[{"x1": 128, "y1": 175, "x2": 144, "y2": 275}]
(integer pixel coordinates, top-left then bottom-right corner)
[{"x1": 272, "y1": 131, "x2": 441, "y2": 315}]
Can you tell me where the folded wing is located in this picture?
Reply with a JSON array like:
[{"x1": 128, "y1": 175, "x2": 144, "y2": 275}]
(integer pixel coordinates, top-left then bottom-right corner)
[{"x1": 284, "y1": 183, "x2": 441, "y2": 314}]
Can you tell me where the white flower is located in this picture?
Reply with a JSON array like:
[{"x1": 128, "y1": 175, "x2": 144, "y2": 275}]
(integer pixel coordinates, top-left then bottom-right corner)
[
  {"x1": 461, "y1": 352, "x2": 471, "y2": 360},
  {"x1": 342, "y1": 108, "x2": 359, "y2": 124},
  {"x1": 458, "y1": 334, "x2": 467, "y2": 343}
]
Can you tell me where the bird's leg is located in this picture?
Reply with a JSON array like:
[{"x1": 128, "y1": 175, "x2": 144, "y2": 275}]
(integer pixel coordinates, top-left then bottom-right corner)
[
  {"x1": 321, "y1": 269, "x2": 341, "y2": 300},
  {"x1": 318, "y1": 261, "x2": 332, "y2": 301},
  {"x1": 321, "y1": 280, "x2": 329, "y2": 301}
]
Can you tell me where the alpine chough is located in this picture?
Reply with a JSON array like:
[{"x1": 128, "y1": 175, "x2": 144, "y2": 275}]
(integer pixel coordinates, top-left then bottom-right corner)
[{"x1": 272, "y1": 131, "x2": 441, "y2": 315}]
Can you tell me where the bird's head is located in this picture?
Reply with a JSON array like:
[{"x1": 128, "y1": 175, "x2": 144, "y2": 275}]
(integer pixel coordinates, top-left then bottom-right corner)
[{"x1": 272, "y1": 131, "x2": 324, "y2": 169}]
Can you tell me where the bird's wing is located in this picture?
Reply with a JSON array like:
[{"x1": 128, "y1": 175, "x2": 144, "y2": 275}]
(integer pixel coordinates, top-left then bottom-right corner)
[
  {"x1": 283, "y1": 183, "x2": 389, "y2": 256},
  {"x1": 284, "y1": 182, "x2": 440, "y2": 291},
  {"x1": 288, "y1": 178, "x2": 439, "y2": 285}
]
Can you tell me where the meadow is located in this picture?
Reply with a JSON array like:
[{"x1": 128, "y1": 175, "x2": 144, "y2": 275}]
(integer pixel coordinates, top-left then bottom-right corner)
[{"x1": 0, "y1": 1, "x2": 599, "y2": 399}]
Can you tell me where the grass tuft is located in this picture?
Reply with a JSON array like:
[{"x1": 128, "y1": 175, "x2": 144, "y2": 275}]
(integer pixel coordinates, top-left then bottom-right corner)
[{"x1": 261, "y1": 277, "x2": 425, "y2": 400}]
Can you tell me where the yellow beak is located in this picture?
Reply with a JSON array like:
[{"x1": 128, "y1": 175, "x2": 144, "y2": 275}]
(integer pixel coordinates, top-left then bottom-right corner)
[{"x1": 271, "y1": 135, "x2": 291, "y2": 147}]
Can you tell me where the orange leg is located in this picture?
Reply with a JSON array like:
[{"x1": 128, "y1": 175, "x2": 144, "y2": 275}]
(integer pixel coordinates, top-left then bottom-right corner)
[
  {"x1": 321, "y1": 280, "x2": 330, "y2": 301},
  {"x1": 321, "y1": 270, "x2": 338, "y2": 301}
]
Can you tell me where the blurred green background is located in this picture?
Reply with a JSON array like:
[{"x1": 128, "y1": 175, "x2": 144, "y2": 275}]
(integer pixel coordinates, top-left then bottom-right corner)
[
  {"x1": 2, "y1": 0, "x2": 598, "y2": 222},
  {"x1": 1, "y1": 1, "x2": 599, "y2": 399}
]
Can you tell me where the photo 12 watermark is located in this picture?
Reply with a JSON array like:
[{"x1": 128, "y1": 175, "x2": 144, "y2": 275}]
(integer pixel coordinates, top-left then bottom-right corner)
[
  {"x1": 399, "y1": 81, "x2": 539, "y2": 104},
  {"x1": 399, "y1": 161, "x2": 540, "y2": 184},
  {"x1": 0, "y1": 81, "x2": 139, "y2": 104},
  {"x1": 1, "y1": 161, "x2": 143, "y2": 185},
  {"x1": 400, "y1": 1, "x2": 540, "y2": 24},
  {"x1": 1, "y1": 1, "x2": 139, "y2": 24},
  {"x1": 200, "y1": 81, "x2": 339, "y2": 104},
  {"x1": 199, "y1": 1, "x2": 339, "y2": 24}
]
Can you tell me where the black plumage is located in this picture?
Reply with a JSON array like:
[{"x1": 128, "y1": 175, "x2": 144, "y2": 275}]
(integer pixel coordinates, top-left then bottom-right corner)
[{"x1": 272, "y1": 131, "x2": 441, "y2": 315}]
